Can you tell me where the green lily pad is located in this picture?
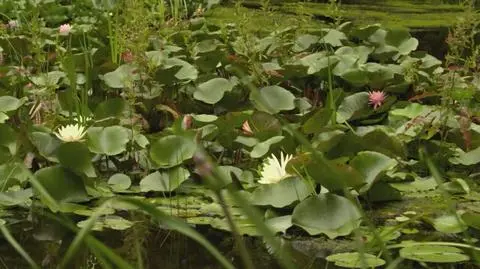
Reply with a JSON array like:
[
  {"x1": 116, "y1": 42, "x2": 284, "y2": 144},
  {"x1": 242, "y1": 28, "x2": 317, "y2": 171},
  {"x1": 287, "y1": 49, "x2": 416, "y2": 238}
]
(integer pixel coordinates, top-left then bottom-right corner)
[
  {"x1": 250, "y1": 136, "x2": 284, "y2": 158},
  {"x1": 34, "y1": 166, "x2": 88, "y2": 205},
  {"x1": 326, "y1": 252, "x2": 385, "y2": 268},
  {"x1": 87, "y1": 126, "x2": 130, "y2": 156},
  {"x1": 250, "y1": 86, "x2": 295, "y2": 114},
  {"x1": 252, "y1": 177, "x2": 310, "y2": 208},
  {"x1": 140, "y1": 166, "x2": 190, "y2": 192},
  {"x1": 400, "y1": 245, "x2": 470, "y2": 263},
  {"x1": 150, "y1": 135, "x2": 196, "y2": 168},
  {"x1": 108, "y1": 173, "x2": 132, "y2": 191},
  {"x1": 0, "y1": 96, "x2": 25, "y2": 113},
  {"x1": 336, "y1": 92, "x2": 369, "y2": 123},
  {"x1": 194, "y1": 78, "x2": 234, "y2": 104},
  {"x1": 103, "y1": 64, "x2": 139, "y2": 88},
  {"x1": 56, "y1": 142, "x2": 96, "y2": 177},
  {"x1": 350, "y1": 151, "x2": 397, "y2": 193},
  {"x1": 292, "y1": 194, "x2": 362, "y2": 238},
  {"x1": 431, "y1": 214, "x2": 468, "y2": 234}
]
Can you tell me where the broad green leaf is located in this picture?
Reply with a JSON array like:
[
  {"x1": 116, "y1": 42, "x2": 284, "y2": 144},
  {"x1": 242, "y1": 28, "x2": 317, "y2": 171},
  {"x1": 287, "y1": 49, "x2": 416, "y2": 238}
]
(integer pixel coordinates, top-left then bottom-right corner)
[
  {"x1": 340, "y1": 68, "x2": 370, "y2": 86},
  {"x1": 250, "y1": 86, "x2": 295, "y2": 114},
  {"x1": 103, "y1": 64, "x2": 139, "y2": 89},
  {"x1": 56, "y1": 142, "x2": 96, "y2": 177},
  {"x1": 365, "y1": 182, "x2": 402, "y2": 202},
  {"x1": 166, "y1": 58, "x2": 198, "y2": 81},
  {"x1": 350, "y1": 151, "x2": 397, "y2": 193},
  {"x1": 103, "y1": 216, "x2": 133, "y2": 230},
  {"x1": 150, "y1": 135, "x2": 196, "y2": 168},
  {"x1": 311, "y1": 130, "x2": 345, "y2": 152},
  {"x1": 293, "y1": 34, "x2": 319, "y2": 52},
  {"x1": 94, "y1": 98, "x2": 128, "y2": 120},
  {"x1": 108, "y1": 173, "x2": 132, "y2": 191},
  {"x1": 250, "y1": 136, "x2": 284, "y2": 158},
  {"x1": 461, "y1": 212, "x2": 480, "y2": 230},
  {"x1": 0, "y1": 162, "x2": 30, "y2": 186},
  {"x1": 307, "y1": 157, "x2": 365, "y2": 191},
  {"x1": 326, "y1": 252, "x2": 385, "y2": 268},
  {"x1": 235, "y1": 136, "x2": 259, "y2": 147},
  {"x1": 194, "y1": 78, "x2": 234, "y2": 104},
  {"x1": 442, "y1": 178, "x2": 470, "y2": 194},
  {"x1": 336, "y1": 92, "x2": 369, "y2": 123},
  {"x1": 300, "y1": 52, "x2": 339, "y2": 75},
  {"x1": 0, "y1": 124, "x2": 17, "y2": 155},
  {"x1": 192, "y1": 114, "x2": 218, "y2": 123},
  {"x1": 140, "y1": 167, "x2": 190, "y2": 192},
  {"x1": 0, "y1": 96, "x2": 25, "y2": 113},
  {"x1": 385, "y1": 28, "x2": 419, "y2": 55},
  {"x1": 449, "y1": 147, "x2": 480, "y2": 166},
  {"x1": 77, "y1": 216, "x2": 133, "y2": 231},
  {"x1": 400, "y1": 245, "x2": 469, "y2": 263},
  {"x1": 252, "y1": 177, "x2": 310, "y2": 208},
  {"x1": 34, "y1": 166, "x2": 88, "y2": 204},
  {"x1": 30, "y1": 132, "x2": 61, "y2": 161},
  {"x1": 389, "y1": 103, "x2": 433, "y2": 119},
  {"x1": 0, "y1": 188, "x2": 33, "y2": 207},
  {"x1": 319, "y1": 29, "x2": 347, "y2": 47},
  {"x1": 87, "y1": 126, "x2": 130, "y2": 156},
  {"x1": 0, "y1": 112, "x2": 8, "y2": 123},
  {"x1": 292, "y1": 194, "x2": 362, "y2": 238},
  {"x1": 302, "y1": 108, "x2": 333, "y2": 134},
  {"x1": 390, "y1": 177, "x2": 438, "y2": 192},
  {"x1": 335, "y1": 46, "x2": 373, "y2": 65},
  {"x1": 265, "y1": 215, "x2": 292, "y2": 234},
  {"x1": 431, "y1": 214, "x2": 467, "y2": 234},
  {"x1": 31, "y1": 71, "x2": 65, "y2": 86}
]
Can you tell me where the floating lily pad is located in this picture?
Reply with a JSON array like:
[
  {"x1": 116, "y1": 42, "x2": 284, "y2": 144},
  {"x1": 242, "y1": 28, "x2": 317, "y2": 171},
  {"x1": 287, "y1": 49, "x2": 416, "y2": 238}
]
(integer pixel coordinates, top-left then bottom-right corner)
[{"x1": 326, "y1": 252, "x2": 385, "y2": 268}]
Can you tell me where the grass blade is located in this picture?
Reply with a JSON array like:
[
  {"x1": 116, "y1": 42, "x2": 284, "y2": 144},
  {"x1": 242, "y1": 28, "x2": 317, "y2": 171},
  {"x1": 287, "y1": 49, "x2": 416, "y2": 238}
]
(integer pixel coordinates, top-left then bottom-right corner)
[{"x1": 0, "y1": 225, "x2": 40, "y2": 269}]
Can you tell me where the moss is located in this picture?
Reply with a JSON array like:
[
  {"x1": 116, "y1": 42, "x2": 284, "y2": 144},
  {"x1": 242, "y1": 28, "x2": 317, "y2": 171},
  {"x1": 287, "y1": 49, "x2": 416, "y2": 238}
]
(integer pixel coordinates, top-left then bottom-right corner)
[
  {"x1": 205, "y1": 6, "x2": 325, "y2": 34},
  {"x1": 212, "y1": 1, "x2": 467, "y2": 30}
]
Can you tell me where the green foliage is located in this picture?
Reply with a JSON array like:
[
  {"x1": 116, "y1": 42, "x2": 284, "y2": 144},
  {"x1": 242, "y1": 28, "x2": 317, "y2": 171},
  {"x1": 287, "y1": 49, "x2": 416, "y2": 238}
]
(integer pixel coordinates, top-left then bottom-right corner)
[{"x1": 0, "y1": 0, "x2": 479, "y2": 268}]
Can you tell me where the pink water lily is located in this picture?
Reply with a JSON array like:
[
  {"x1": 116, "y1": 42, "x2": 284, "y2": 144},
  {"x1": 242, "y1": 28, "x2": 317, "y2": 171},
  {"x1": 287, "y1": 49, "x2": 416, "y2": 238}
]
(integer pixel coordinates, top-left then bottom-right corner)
[
  {"x1": 59, "y1": 24, "x2": 72, "y2": 35},
  {"x1": 368, "y1": 90, "x2": 387, "y2": 110}
]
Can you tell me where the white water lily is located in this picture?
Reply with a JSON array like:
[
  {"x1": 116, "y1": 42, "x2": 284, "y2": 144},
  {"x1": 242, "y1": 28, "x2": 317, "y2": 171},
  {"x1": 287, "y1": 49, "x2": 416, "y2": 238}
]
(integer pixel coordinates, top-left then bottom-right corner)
[
  {"x1": 54, "y1": 124, "x2": 87, "y2": 142},
  {"x1": 258, "y1": 152, "x2": 293, "y2": 184}
]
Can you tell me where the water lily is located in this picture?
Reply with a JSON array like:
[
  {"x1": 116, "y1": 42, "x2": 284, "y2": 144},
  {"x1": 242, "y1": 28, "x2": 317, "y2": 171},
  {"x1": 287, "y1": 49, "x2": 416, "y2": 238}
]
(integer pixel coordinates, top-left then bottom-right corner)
[
  {"x1": 54, "y1": 124, "x2": 87, "y2": 142},
  {"x1": 59, "y1": 24, "x2": 72, "y2": 35},
  {"x1": 74, "y1": 115, "x2": 92, "y2": 124},
  {"x1": 258, "y1": 152, "x2": 293, "y2": 184},
  {"x1": 368, "y1": 90, "x2": 387, "y2": 110}
]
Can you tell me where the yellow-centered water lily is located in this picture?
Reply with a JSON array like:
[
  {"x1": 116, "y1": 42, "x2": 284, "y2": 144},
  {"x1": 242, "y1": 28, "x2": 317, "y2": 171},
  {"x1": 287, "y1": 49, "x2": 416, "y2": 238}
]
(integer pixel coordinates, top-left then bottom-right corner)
[
  {"x1": 54, "y1": 124, "x2": 87, "y2": 142},
  {"x1": 258, "y1": 152, "x2": 293, "y2": 184}
]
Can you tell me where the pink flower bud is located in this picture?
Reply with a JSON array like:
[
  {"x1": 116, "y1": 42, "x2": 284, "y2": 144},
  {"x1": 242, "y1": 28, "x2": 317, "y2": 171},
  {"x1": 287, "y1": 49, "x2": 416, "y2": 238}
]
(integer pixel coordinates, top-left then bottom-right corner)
[
  {"x1": 241, "y1": 120, "x2": 253, "y2": 135},
  {"x1": 59, "y1": 24, "x2": 72, "y2": 36}
]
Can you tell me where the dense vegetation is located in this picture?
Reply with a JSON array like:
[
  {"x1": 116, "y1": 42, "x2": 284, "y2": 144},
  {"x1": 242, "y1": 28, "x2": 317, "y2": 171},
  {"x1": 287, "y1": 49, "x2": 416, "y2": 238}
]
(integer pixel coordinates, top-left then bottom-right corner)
[{"x1": 0, "y1": 0, "x2": 480, "y2": 268}]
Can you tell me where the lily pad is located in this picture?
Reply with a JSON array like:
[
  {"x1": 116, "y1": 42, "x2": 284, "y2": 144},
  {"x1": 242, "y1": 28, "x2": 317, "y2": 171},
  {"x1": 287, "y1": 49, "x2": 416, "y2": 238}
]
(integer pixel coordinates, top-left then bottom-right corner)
[
  {"x1": 150, "y1": 135, "x2": 196, "y2": 168},
  {"x1": 250, "y1": 136, "x2": 284, "y2": 158},
  {"x1": 250, "y1": 86, "x2": 295, "y2": 114},
  {"x1": 108, "y1": 173, "x2": 132, "y2": 191},
  {"x1": 292, "y1": 194, "x2": 362, "y2": 238},
  {"x1": 326, "y1": 252, "x2": 385, "y2": 268},
  {"x1": 87, "y1": 126, "x2": 130, "y2": 156},
  {"x1": 140, "y1": 167, "x2": 190, "y2": 192},
  {"x1": 252, "y1": 177, "x2": 310, "y2": 208},
  {"x1": 400, "y1": 245, "x2": 470, "y2": 263},
  {"x1": 194, "y1": 78, "x2": 234, "y2": 104}
]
